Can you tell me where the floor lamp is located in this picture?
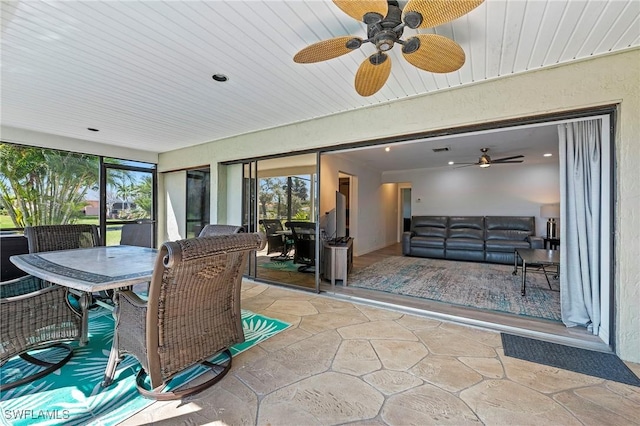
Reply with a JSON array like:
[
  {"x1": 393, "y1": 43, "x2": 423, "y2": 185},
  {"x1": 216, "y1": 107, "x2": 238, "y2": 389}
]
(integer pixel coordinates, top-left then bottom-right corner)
[{"x1": 540, "y1": 204, "x2": 560, "y2": 239}]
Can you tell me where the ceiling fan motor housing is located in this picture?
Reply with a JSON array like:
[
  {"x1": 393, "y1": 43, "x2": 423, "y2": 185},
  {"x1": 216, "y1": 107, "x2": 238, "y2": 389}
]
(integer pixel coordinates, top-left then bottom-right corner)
[{"x1": 368, "y1": 2, "x2": 404, "y2": 51}]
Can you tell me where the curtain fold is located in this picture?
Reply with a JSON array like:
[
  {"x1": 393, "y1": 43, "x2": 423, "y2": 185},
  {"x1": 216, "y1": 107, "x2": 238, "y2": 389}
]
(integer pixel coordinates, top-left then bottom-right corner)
[{"x1": 558, "y1": 119, "x2": 601, "y2": 334}]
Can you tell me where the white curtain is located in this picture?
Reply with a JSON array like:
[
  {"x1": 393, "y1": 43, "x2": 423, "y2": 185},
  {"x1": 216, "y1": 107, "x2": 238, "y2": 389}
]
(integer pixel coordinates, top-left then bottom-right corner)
[{"x1": 558, "y1": 119, "x2": 601, "y2": 334}]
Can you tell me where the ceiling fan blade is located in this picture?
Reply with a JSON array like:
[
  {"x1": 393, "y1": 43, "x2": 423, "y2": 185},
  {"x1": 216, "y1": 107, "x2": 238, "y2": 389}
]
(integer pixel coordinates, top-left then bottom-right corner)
[
  {"x1": 493, "y1": 155, "x2": 525, "y2": 162},
  {"x1": 355, "y1": 52, "x2": 391, "y2": 97},
  {"x1": 294, "y1": 36, "x2": 363, "y2": 63},
  {"x1": 402, "y1": 0, "x2": 484, "y2": 29},
  {"x1": 401, "y1": 34, "x2": 465, "y2": 73},
  {"x1": 493, "y1": 160, "x2": 524, "y2": 164},
  {"x1": 333, "y1": 0, "x2": 388, "y2": 24}
]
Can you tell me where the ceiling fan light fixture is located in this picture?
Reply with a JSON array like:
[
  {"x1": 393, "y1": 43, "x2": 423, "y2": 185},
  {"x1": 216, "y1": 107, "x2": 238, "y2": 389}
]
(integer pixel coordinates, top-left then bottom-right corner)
[
  {"x1": 403, "y1": 11, "x2": 423, "y2": 29},
  {"x1": 478, "y1": 153, "x2": 491, "y2": 167},
  {"x1": 346, "y1": 38, "x2": 363, "y2": 50},
  {"x1": 370, "y1": 52, "x2": 389, "y2": 65},
  {"x1": 375, "y1": 31, "x2": 397, "y2": 51},
  {"x1": 363, "y1": 12, "x2": 384, "y2": 25},
  {"x1": 401, "y1": 37, "x2": 420, "y2": 55}
]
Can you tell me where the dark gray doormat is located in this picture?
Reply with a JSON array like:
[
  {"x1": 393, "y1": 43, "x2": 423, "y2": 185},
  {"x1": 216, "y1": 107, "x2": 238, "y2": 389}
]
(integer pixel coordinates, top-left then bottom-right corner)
[{"x1": 501, "y1": 333, "x2": 640, "y2": 387}]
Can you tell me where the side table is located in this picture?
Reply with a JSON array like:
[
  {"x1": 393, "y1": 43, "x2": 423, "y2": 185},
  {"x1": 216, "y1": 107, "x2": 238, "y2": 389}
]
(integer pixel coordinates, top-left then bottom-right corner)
[{"x1": 543, "y1": 237, "x2": 560, "y2": 250}]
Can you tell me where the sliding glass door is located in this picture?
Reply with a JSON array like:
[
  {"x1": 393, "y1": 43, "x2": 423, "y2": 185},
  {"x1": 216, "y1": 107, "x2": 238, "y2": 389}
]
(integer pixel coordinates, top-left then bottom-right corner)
[{"x1": 239, "y1": 154, "x2": 320, "y2": 292}]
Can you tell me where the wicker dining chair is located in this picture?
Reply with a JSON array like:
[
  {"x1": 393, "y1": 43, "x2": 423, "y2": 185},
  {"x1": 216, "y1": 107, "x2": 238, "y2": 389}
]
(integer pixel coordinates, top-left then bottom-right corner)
[
  {"x1": 0, "y1": 275, "x2": 83, "y2": 391},
  {"x1": 102, "y1": 232, "x2": 266, "y2": 400},
  {"x1": 24, "y1": 224, "x2": 101, "y2": 342},
  {"x1": 285, "y1": 221, "x2": 316, "y2": 272},
  {"x1": 120, "y1": 221, "x2": 155, "y2": 248},
  {"x1": 198, "y1": 224, "x2": 244, "y2": 236},
  {"x1": 24, "y1": 224, "x2": 101, "y2": 253}
]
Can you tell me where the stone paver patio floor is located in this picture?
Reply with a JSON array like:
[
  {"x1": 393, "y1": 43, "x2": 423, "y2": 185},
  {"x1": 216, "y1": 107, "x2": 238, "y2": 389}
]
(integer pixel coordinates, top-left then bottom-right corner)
[{"x1": 123, "y1": 281, "x2": 640, "y2": 425}]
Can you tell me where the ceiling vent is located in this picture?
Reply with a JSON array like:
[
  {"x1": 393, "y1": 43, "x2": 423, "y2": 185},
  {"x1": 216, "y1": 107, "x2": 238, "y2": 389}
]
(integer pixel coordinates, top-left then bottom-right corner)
[{"x1": 432, "y1": 147, "x2": 450, "y2": 153}]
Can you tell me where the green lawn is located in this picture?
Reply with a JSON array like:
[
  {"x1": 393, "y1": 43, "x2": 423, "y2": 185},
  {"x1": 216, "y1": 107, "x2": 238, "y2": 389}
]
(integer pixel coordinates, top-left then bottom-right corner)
[
  {"x1": 0, "y1": 214, "x2": 15, "y2": 229},
  {"x1": 0, "y1": 214, "x2": 121, "y2": 245}
]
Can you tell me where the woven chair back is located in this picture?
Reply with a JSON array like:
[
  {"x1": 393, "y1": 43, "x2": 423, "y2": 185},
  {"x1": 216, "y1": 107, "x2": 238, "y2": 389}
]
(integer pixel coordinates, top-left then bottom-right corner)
[
  {"x1": 145, "y1": 232, "x2": 265, "y2": 384},
  {"x1": 120, "y1": 222, "x2": 155, "y2": 247},
  {"x1": 285, "y1": 221, "x2": 316, "y2": 266},
  {"x1": 25, "y1": 224, "x2": 100, "y2": 253},
  {"x1": 198, "y1": 224, "x2": 244, "y2": 237}
]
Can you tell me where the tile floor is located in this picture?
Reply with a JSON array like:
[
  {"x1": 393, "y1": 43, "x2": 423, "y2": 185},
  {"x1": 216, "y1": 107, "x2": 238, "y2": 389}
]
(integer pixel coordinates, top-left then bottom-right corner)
[{"x1": 123, "y1": 281, "x2": 640, "y2": 425}]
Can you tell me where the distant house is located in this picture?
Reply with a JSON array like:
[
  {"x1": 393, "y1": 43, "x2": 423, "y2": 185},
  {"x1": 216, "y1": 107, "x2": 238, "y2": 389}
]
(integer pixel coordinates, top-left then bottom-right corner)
[
  {"x1": 83, "y1": 200, "x2": 99, "y2": 216},
  {"x1": 109, "y1": 201, "x2": 137, "y2": 219}
]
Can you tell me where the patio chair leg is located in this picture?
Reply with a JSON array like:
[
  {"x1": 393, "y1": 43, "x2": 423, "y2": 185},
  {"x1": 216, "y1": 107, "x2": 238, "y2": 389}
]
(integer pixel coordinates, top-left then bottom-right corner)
[
  {"x1": 1, "y1": 344, "x2": 73, "y2": 391},
  {"x1": 134, "y1": 349, "x2": 233, "y2": 400},
  {"x1": 102, "y1": 304, "x2": 121, "y2": 388}
]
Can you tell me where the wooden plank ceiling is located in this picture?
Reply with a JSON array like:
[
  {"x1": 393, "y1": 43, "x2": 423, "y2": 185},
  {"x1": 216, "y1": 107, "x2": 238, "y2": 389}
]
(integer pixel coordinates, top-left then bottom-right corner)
[{"x1": 1, "y1": 0, "x2": 638, "y2": 153}]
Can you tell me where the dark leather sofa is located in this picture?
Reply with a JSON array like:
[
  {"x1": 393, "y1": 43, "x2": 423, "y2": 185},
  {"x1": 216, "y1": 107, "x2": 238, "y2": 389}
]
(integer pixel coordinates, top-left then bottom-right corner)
[{"x1": 402, "y1": 216, "x2": 543, "y2": 264}]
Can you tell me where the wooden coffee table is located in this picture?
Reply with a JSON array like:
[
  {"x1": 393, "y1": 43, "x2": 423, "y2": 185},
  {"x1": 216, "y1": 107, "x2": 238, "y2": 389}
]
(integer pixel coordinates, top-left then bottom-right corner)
[{"x1": 513, "y1": 248, "x2": 560, "y2": 296}]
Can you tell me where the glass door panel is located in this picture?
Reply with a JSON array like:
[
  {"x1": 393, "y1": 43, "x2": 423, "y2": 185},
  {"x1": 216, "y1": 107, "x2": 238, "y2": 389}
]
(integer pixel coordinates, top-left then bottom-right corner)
[
  {"x1": 102, "y1": 160, "x2": 156, "y2": 247},
  {"x1": 248, "y1": 154, "x2": 319, "y2": 291},
  {"x1": 186, "y1": 168, "x2": 210, "y2": 238}
]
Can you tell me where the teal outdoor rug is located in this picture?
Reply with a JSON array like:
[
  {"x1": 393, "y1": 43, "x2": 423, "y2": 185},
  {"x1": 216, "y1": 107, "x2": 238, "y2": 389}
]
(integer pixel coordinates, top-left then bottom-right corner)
[
  {"x1": 259, "y1": 258, "x2": 303, "y2": 273},
  {"x1": 0, "y1": 308, "x2": 290, "y2": 425},
  {"x1": 349, "y1": 256, "x2": 561, "y2": 321}
]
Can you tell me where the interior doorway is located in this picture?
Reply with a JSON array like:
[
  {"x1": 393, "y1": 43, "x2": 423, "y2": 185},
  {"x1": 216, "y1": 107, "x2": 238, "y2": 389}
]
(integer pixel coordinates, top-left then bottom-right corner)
[
  {"x1": 400, "y1": 186, "x2": 411, "y2": 235},
  {"x1": 338, "y1": 174, "x2": 351, "y2": 237}
]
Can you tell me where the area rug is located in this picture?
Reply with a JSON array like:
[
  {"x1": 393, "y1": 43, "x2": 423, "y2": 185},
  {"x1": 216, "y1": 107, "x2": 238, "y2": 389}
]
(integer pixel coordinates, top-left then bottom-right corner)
[
  {"x1": 502, "y1": 334, "x2": 640, "y2": 387},
  {"x1": 259, "y1": 258, "x2": 304, "y2": 273},
  {"x1": 0, "y1": 308, "x2": 290, "y2": 426},
  {"x1": 349, "y1": 256, "x2": 560, "y2": 321}
]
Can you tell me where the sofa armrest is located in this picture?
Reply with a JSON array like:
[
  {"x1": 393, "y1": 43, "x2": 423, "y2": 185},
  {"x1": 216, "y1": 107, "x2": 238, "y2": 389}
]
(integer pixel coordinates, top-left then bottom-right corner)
[
  {"x1": 528, "y1": 236, "x2": 544, "y2": 249},
  {"x1": 402, "y1": 231, "x2": 413, "y2": 255}
]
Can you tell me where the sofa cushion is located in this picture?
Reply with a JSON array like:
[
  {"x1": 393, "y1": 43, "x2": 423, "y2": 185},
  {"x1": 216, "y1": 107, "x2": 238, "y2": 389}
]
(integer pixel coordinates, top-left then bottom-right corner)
[
  {"x1": 411, "y1": 216, "x2": 448, "y2": 238},
  {"x1": 411, "y1": 236, "x2": 445, "y2": 249},
  {"x1": 485, "y1": 216, "x2": 535, "y2": 241},
  {"x1": 448, "y1": 216, "x2": 484, "y2": 240},
  {"x1": 485, "y1": 239, "x2": 531, "y2": 252},
  {"x1": 446, "y1": 238, "x2": 484, "y2": 250}
]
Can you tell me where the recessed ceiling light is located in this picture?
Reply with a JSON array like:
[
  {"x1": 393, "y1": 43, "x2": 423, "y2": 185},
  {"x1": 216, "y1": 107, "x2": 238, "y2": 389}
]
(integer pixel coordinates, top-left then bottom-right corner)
[
  {"x1": 448, "y1": 161, "x2": 454, "y2": 165},
  {"x1": 385, "y1": 147, "x2": 390, "y2": 152},
  {"x1": 87, "y1": 128, "x2": 99, "y2": 132},
  {"x1": 212, "y1": 74, "x2": 228, "y2": 82},
  {"x1": 544, "y1": 153, "x2": 553, "y2": 157}
]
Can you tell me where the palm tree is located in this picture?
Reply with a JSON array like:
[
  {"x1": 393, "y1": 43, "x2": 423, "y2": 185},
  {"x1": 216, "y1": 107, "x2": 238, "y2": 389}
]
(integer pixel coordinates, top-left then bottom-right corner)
[{"x1": 0, "y1": 144, "x2": 99, "y2": 227}]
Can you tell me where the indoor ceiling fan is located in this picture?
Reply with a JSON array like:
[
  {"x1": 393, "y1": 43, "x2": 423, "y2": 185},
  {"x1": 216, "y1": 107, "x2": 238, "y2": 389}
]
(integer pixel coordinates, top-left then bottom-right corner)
[
  {"x1": 455, "y1": 148, "x2": 525, "y2": 168},
  {"x1": 293, "y1": 0, "x2": 484, "y2": 96}
]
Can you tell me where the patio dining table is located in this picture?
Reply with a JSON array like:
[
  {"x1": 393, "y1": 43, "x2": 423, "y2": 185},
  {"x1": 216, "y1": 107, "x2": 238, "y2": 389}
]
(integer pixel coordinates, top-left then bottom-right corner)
[{"x1": 10, "y1": 245, "x2": 157, "y2": 344}]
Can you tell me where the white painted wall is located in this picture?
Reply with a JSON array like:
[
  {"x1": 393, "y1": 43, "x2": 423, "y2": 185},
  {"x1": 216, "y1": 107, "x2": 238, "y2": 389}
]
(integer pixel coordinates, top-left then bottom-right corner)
[
  {"x1": 321, "y1": 154, "x2": 397, "y2": 255},
  {"x1": 225, "y1": 164, "x2": 244, "y2": 227},
  {"x1": 157, "y1": 49, "x2": 640, "y2": 363},
  {"x1": 385, "y1": 162, "x2": 560, "y2": 237},
  {"x1": 163, "y1": 171, "x2": 186, "y2": 242}
]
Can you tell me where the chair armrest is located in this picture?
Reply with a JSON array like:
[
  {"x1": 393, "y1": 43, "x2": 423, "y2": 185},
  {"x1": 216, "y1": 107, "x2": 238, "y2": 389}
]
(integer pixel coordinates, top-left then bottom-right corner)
[
  {"x1": 402, "y1": 232, "x2": 413, "y2": 255},
  {"x1": 1, "y1": 282, "x2": 61, "y2": 303},
  {"x1": 118, "y1": 289, "x2": 148, "y2": 308},
  {"x1": 0, "y1": 275, "x2": 46, "y2": 298},
  {"x1": 528, "y1": 236, "x2": 544, "y2": 249}
]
